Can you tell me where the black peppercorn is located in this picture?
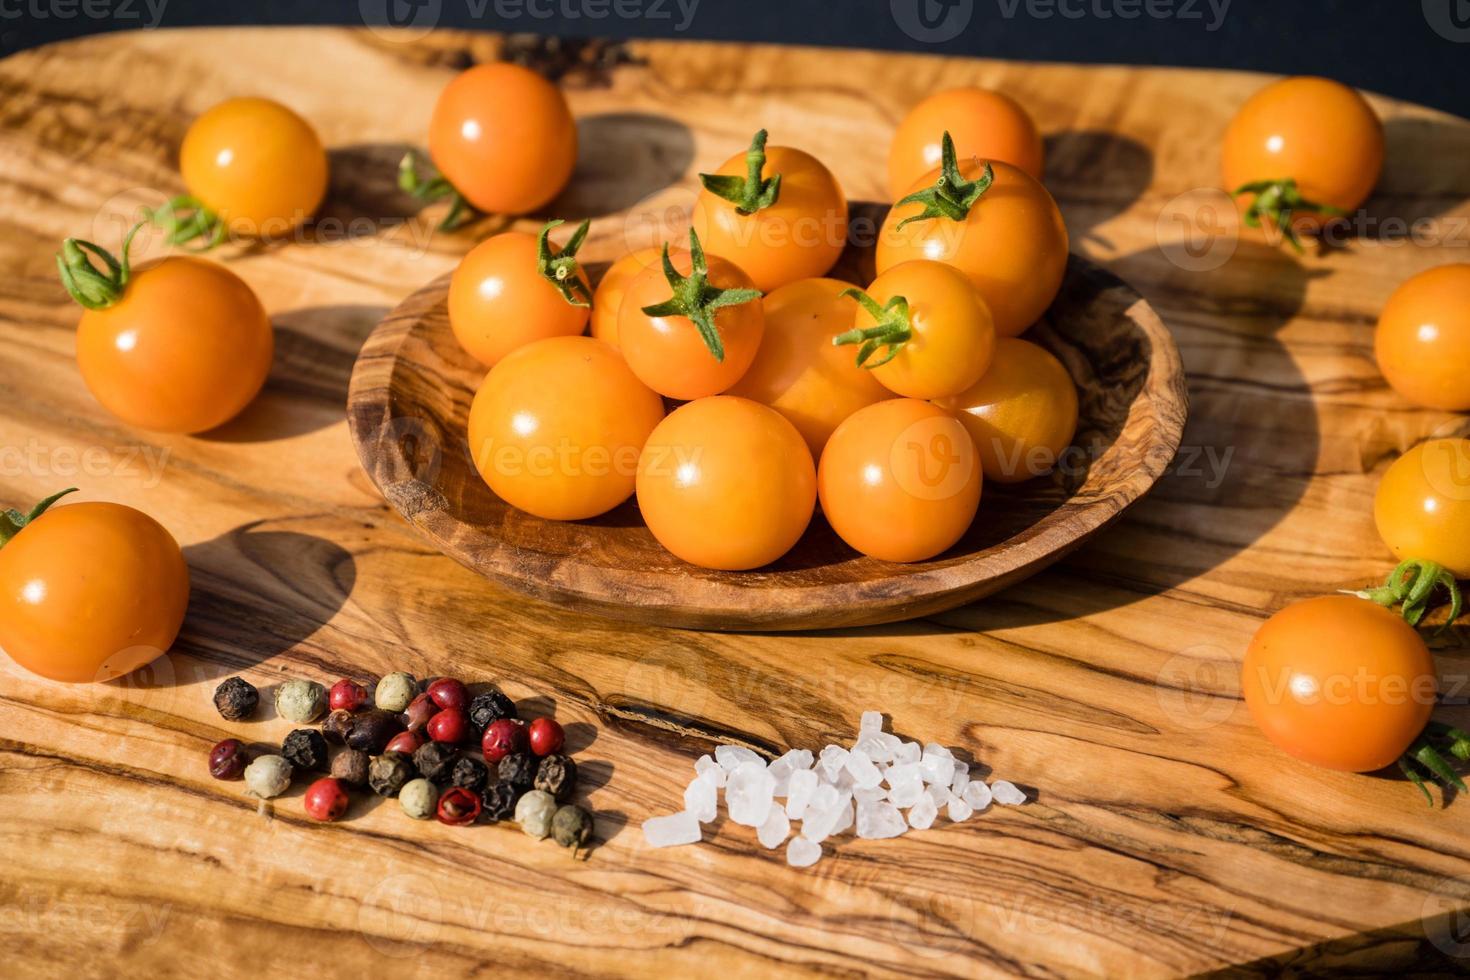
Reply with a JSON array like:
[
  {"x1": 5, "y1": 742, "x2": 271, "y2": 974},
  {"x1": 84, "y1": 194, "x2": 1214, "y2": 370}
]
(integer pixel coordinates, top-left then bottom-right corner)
[
  {"x1": 551, "y1": 804, "x2": 593, "y2": 849},
  {"x1": 331, "y1": 748, "x2": 371, "y2": 787},
  {"x1": 322, "y1": 708, "x2": 355, "y2": 744},
  {"x1": 480, "y1": 780, "x2": 521, "y2": 822},
  {"x1": 368, "y1": 752, "x2": 416, "y2": 797},
  {"x1": 212, "y1": 677, "x2": 258, "y2": 721},
  {"x1": 497, "y1": 750, "x2": 535, "y2": 791},
  {"x1": 468, "y1": 688, "x2": 518, "y2": 735},
  {"x1": 282, "y1": 728, "x2": 329, "y2": 771},
  {"x1": 450, "y1": 756, "x2": 488, "y2": 793},
  {"x1": 533, "y1": 753, "x2": 577, "y2": 802},
  {"x1": 345, "y1": 709, "x2": 404, "y2": 754},
  {"x1": 412, "y1": 741, "x2": 458, "y2": 782}
]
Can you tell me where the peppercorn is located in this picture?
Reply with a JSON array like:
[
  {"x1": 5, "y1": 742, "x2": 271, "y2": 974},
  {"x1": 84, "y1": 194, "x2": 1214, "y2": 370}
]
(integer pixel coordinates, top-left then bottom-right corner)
[
  {"x1": 345, "y1": 709, "x2": 404, "y2": 754},
  {"x1": 468, "y1": 688, "x2": 518, "y2": 732},
  {"x1": 282, "y1": 728, "x2": 329, "y2": 771},
  {"x1": 212, "y1": 676, "x2": 259, "y2": 721},
  {"x1": 330, "y1": 747, "x2": 371, "y2": 787},
  {"x1": 551, "y1": 804, "x2": 593, "y2": 849},
  {"x1": 244, "y1": 754, "x2": 293, "y2": 798},
  {"x1": 275, "y1": 679, "x2": 328, "y2": 724},
  {"x1": 427, "y1": 677, "x2": 469, "y2": 711},
  {"x1": 515, "y1": 789, "x2": 557, "y2": 839},
  {"x1": 437, "y1": 786, "x2": 482, "y2": 826},
  {"x1": 328, "y1": 678, "x2": 368, "y2": 712},
  {"x1": 482, "y1": 718, "x2": 527, "y2": 763},
  {"x1": 385, "y1": 730, "x2": 424, "y2": 755},
  {"x1": 412, "y1": 741, "x2": 458, "y2": 782},
  {"x1": 427, "y1": 708, "x2": 469, "y2": 744},
  {"x1": 399, "y1": 778, "x2": 438, "y2": 820},
  {"x1": 375, "y1": 672, "x2": 417, "y2": 713},
  {"x1": 322, "y1": 708, "x2": 355, "y2": 744},
  {"x1": 403, "y1": 692, "x2": 436, "y2": 732},
  {"x1": 368, "y1": 752, "x2": 415, "y2": 797},
  {"x1": 528, "y1": 717, "x2": 566, "y2": 757},
  {"x1": 498, "y1": 750, "x2": 536, "y2": 792},
  {"x1": 304, "y1": 777, "x2": 350, "y2": 821},
  {"x1": 533, "y1": 753, "x2": 577, "y2": 802},
  {"x1": 449, "y1": 756, "x2": 488, "y2": 793},
  {"x1": 480, "y1": 780, "x2": 521, "y2": 822},
  {"x1": 209, "y1": 738, "x2": 249, "y2": 780}
]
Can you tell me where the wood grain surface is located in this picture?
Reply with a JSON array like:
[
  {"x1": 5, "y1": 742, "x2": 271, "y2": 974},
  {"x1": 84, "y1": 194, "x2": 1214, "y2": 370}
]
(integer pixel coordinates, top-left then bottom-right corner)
[{"x1": 3, "y1": 26, "x2": 1470, "y2": 979}]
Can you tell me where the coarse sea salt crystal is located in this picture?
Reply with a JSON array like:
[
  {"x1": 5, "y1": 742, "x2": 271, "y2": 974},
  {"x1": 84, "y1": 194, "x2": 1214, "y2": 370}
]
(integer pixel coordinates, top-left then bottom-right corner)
[
  {"x1": 856, "y1": 801, "x2": 907, "y2": 839},
  {"x1": 895, "y1": 741, "x2": 921, "y2": 765},
  {"x1": 758, "y1": 804, "x2": 790, "y2": 849},
  {"x1": 887, "y1": 778, "x2": 924, "y2": 809},
  {"x1": 992, "y1": 780, "x2": 1027, "y2": 805},
  {"x1": 643, "y1": 811, "x2": 701, "y2": 848},
  {"x1": 831, "y1": 798, "x2": 854, "y2": 836},
  {"x1": 947, "y1": 797, "x2": 974, "y2": 822},
  {"x1": 802, "y1": 796, "x2": 847, "y2": 842},
  {"x1": 694, "y1": 754, "x2": 725, "y2": 786},
  {"x1": 963, "y1": 781, "x2": 993, "y2": 811},
  {"x1": 908, "y1": 795, "x2": 938, "y2": 830},
  {"x1": 854, "y1": 786, "x2": 886, "y2": 805},
  {"x1": 951, "y1": 763, "x2": 970, "y2": 795},
  {"x1": 684, "y1": 773, "x2": 718, "y2": 823},
  {"x1": 926, "y1": 784, "x2": 951, "y2": 807},
  {"x1": 818, "y1": 745, "x2": 849, "y2": 781},
  {"x1": 715, "y1": 745, "x2": 762, "y2": 771},
  {"x1": 920, "y1": 753, "x2": 953, "y2": 785},
  {"x1": 844, "y1": 748, "x2": 882, "y2": 789},
  {"x1": 860, "y1": 710, "x2": 883, "y2": 736},
  {"x1": 787, "y1": 837, "x2": 822, "y2": 867},
  {"x1": 785, "y1": 768, "x2": 818, "y2": 820},
  {"x1": 726, "y1": 761, "x2": 775, "y2": 826}
]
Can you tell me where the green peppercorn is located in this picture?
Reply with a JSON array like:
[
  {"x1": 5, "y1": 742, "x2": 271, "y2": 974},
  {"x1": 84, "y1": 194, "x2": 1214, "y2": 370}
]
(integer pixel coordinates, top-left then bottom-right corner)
[
  {"x1": 498, "y1": 750, "x2": 536, "y2": 791},
  {"x1": 282, "y1": 729, "x2": 329, "y2": 771},
  {"x1": 551, "y1": 804, "x2": 593, "y2": 849},
  {"x1": 534, "y1": 753, "x2": 577, "y2": 802},
  {"x1": 368, "y1": 752, "x2": 415, "y2": 797},
  {"x1": 399, "y1": 778, "x2": 438, "y2": 819},
  {"x1": 375, "y1": 672, "x2": 417, "y2": 713},
  {"x1": 330, "y1": 748, "x2": 371, "y2": 787},
  {"x1": 450, "y1": 756, "x2": 488, "y2": 793},
  {"x1": 515, "y1": 789, "x2": 557, "y2": 839},
  {"x1": 481, "y1": 780, "x2": 521, "y2": 822},
  {"x1": 243, "y1": 754, "x2": 292, "y2": 799},
  {"x1": 213, "y1": 676, "x2": 258, "y2": 721},
  {"x1": 413, "y1": 741, "x2": 458, "y2": 782},
  {"x1": 275, "y1": 679, "x2": 328, "y2": 724}
]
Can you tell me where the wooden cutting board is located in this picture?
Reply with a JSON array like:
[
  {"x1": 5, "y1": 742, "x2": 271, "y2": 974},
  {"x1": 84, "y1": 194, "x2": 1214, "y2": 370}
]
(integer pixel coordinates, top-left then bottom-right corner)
[{"x1": 2, "y1": 26, "x2": 1469, "y2": 978}]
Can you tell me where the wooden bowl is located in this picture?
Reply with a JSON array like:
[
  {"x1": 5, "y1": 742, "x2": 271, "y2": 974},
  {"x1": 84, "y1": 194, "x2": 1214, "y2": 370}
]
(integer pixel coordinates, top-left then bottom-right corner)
[{"x1": 347, "y1": 249, "x2": 1186, "y2": 631}]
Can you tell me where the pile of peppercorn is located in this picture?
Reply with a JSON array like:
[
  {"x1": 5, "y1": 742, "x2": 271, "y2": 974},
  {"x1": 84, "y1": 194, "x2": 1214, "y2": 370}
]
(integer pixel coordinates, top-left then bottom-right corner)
[{"x1": 208, "y1": 672, "x2": 593, "y2": 851}]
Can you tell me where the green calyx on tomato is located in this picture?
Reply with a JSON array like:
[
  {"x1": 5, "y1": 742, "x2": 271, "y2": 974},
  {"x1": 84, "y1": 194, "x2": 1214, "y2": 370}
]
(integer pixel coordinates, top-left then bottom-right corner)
[
  {"x1": 833, "y1": 288, "x2": 912, "y2": 369},
  {"x1": 143, "y1": 194, "x2": 225, "y2": 251},
  {"x1": 1345, "y1": 558, "x2": 1464, "y2": 633},
  {"x1": 56, "y1": 221, "x2": 144, "y2": 311},
  {"x1": 536, "y1": 218, "x2": 592, "y2": 308},
  {"x1": 398, "y1": 150, "x2": 473, "y2": 231},
  {"x1": 1232, "y1": 177, "x2": 1345, "y2": 254},
  {"x1": 1400, "y1": 721, "x2": 1470, "y2": 806},
  {"x1": 639, "y1": 227, "x2": 762, "y2": 363},
  {"x1": 894, "y1": 131, "x2": 994, "y2": 230},
  {"x1": 0, "y1": 488, "x2": 76, "y2": 548},
  {"x1": 698, "y1": 129, "x2": 782, "y2": 216}
]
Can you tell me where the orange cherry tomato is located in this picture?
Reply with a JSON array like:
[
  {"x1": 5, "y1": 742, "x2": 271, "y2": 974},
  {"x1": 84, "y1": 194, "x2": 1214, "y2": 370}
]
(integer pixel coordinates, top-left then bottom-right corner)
[
  {"x1": 1222, "y1": 76, "x2": 1383, "y2": 240},
  {"x1": 636, "y1": 397, "x2": 815, "y2": 570},
  {"x1": 590, "y1": 247, "x2": 661, "y2": 349},
  {"x1": 839, "y1": 260, "x2": 995, "y2": 400},
  {"x1": 726, "y1": 277, "x2": 892, "y2": 456},
  {"x1": 448, "y1": 221, "x2": 591, "y2": 369},
  {"x1": 618, "y1": 238, "x2": 764, "y2": 401},
  {"x1": 877, "y1": 146, "x2": 1068, "y2": 339},
  {"x1": 1374, "y1": 438, "x2": 1470, "y2": 578},
  {"x1": 178, "y1": 97, "x2": 328, "y2": 238},
  {"x1": 818, "y1": 399, "x2": 981, "y2": 563},
  {"x1": 888, "y1": 88, "x2": 1043, "y2": 199},
  {"x1": 691, "y1": 130, "x2": 848, "y2": 292},
  {"x1": 1241, "y1": 596, "x2": 1434, "y2": 772},
  {"x1": 1374, "y1": 264, "x2": 1470, "y2": 411},
  {"x1": 60, "y1": 228, "x2": 273, "y2": 433},
  {"x1": 0, "y1": 494, "x2": 189, "y2": 683},
  {"x1": 428, "y1": 63, "x2": 577, "y2": 215},
  {"x1": 468, "y1": 336, "x2": 664, "y2": 521},
  {"x1": 934, "y1": 337, "x2": 1078, "y2": 483}
]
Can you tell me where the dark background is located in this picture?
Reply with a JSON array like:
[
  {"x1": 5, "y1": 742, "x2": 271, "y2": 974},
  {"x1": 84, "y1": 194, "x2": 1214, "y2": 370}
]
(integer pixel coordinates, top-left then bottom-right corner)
[{"x1": 2, "y1": 0, "x2": 1466, "y2": 117}]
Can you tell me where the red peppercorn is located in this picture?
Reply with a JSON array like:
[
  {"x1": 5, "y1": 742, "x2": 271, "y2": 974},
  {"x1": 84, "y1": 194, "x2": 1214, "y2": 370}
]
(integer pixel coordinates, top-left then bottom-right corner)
[
  {"x1": 427, "y1": 677, "x2": 469, "y2": 711},
  {"x1": 328, "y1": 679, "x2": 369, "y2": 713},
  {"x1": 427, "y1": 707, "x2": 469, "y2": 744},
  {"x1": 481, "y1": 717, "x2": 527, "y2": 763},
  {"x1": 385, "y1": 730, "x2": 425, "y2": 755},
  {"x1": 403, "y1": 692, "x2": 437, "y2": 732},
  {"x1": 304, "y1": 777, "x2": 350, "y2": 822},
  {"x1": 436, "y1": 786, "x2": 481, "y2": 826},
  {"x1": 209, "y1": 738, "x2": 248, "y2": 780},
  {"x1": 527, "y1": 717, "x2": 566, "y2": 757}
]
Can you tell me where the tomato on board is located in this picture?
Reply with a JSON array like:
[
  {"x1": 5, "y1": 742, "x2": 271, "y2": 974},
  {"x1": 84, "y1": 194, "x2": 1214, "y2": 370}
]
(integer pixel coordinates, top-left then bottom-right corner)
[
  {"x1": 888, "y1": 87, "x2": 1044, "y2": 200},
  {"x1": 690, "y1": 130, "x2": 848, "y2": 292},
  {"x1": 818, "y1": 399, "x2": 981, "y2": 563},
  {"x1": 1241, "y1": 596, "x2": 1434, "y2": 772},
  {"x1": 636, "y1": 397, "x2": 815, "y2": 570},
  {"x1": 428, "y1": 63, "x2": 577, "y2": 216},
  {"x1": 1374, "y1": 264, "x2": 1470, "y2": 412},
  {"x1": 837, "y1": 260, "x2": 995, "y2": 400},
  {"x1": 0, "y1": 491, "x2": 189, "y2": 683},
  {"x1": 468, "y1": 336, "x2": 664, "y2": 521},
  {"x1": 58, "y1": 225, "x2": 273, "y2": 433},
  {"x1": 167, "y1": 96, "x2": 328, "y2": 245},
  {"x1": 933, "y1": 337, "x2": 1078, "y2": 483},
  {"x1": 1222, "y1": 76, "x2": 1382, "y2": 248},
  {"x1": 877, "y1": 135, "x2": 1068, "y2": 338},
  {"x1": 617, "y1": 231, "x2": 765, "y2": 401},
  {"x1": 726, "y1": 277, "x2": 891, "y2": 457},
  {"x1": 448, "y1": 219, "x2": 592, "y2": 369},
  {"x1": 1374, "y1": 438, "x2": 1470, "y2": 578},
  {"x1": 590, "y1": 246, "x2": 662, "y2": 349}
]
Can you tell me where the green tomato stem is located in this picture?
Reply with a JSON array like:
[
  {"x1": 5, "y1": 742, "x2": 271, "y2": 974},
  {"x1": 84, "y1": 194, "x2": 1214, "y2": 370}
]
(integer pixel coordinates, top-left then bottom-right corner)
[
  {"x1": 1345, "y1": 559, "x2": 1464, "y2": 634},
  {"x1": 893, "y1": 131, "x2": 994, "y2": 230},
  {"x1": 144, "y1": 195, "x2": 225, "y2": 251},
  {"x1": 398, "y1": 151, "x2": 474, "y2": 231},
  {"x1": 56, "y1": 222, "x2": 145, "y2": 311},
  {"x1": 833, "y1": 288, "x2": 912, "y2": 369},
  {"x1": 1231, "y1": 177, "x2": 1345, "y2": 254},
  {"x1": 0, "y1": 488, "x2": 77, "y2": 548},
  {"x1": 536, "y1": 218, "x2": 592, "y2": 308},
  {"x1": 698, "y1": 129, "x2": 782, "y2": 215},
  {"x1": 637, "y1": 227, "x2": 762, "y2": 363}
]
